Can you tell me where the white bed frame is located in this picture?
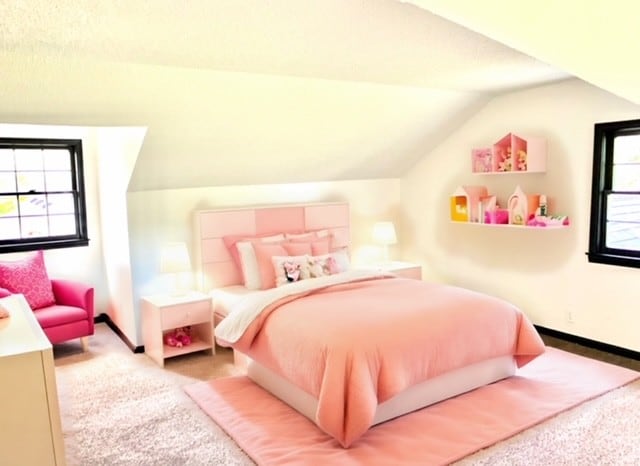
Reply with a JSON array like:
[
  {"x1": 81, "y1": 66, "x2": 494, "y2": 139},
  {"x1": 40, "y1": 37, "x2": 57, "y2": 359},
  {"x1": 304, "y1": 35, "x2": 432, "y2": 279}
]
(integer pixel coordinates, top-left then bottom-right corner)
[
  {"x1": 248, "y1": 356, "x2": 515, "y2": 426},
  {"x1": 194, "y1": 202, "x2": 517, "y2": 430}
]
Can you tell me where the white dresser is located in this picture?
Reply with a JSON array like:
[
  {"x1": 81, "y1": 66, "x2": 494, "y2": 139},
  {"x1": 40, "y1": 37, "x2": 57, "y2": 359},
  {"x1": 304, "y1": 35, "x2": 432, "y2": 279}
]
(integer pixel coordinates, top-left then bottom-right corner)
[{"x1": 0, "y1": 294, "x2": 66, "y2": 466}]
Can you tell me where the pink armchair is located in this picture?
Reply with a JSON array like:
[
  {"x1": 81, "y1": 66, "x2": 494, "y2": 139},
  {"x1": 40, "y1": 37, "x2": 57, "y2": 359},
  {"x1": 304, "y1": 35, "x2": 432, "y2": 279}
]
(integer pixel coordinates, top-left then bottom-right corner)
[
  {"x1": 0, "y1": 279, "x2": 94, "y2": 350},
  {"x1": 0, "y1": 250, "x2": 95, "y2": 350}
]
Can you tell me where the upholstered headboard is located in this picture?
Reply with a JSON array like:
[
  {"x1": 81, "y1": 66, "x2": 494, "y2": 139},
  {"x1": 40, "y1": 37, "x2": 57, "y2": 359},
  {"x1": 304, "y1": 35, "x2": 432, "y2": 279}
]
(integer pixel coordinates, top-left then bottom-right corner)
[{"x1": 193, "y1": 202, "x2": 350, "y2": 291}]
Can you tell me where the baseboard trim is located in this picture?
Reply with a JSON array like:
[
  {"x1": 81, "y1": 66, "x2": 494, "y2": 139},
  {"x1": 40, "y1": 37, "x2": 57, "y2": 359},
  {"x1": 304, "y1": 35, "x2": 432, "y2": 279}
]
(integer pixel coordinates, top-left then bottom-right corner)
[
  {"x1": 535, "y1": 325, "x2": 640, "y2": 361},
  {"x1": 94, "y1": 314, "x2": 145, "y2": 354}
]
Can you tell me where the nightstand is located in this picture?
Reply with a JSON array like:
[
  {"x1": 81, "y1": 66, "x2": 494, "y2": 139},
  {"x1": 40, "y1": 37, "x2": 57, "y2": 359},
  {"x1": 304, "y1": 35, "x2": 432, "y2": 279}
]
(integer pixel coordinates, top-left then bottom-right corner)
[
  {"x1": 141, "y1": 291, "x2": 214, "y2": 367},
  {"x1": 357, "y1": 261, "x2": 422, "y2": 280}
]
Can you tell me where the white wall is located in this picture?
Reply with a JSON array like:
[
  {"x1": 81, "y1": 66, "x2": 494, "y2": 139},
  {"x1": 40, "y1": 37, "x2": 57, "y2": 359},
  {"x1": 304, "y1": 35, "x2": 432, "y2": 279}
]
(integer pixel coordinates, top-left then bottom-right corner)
[
  {"x1": 125, "y1": 179, "x2": 402, "y2": 345},
  {"x1": 403, "y1": 79, "x2": 640, "y2": 351},
  {"x1": 95, "y1": 127, "x2": 147, "y2": 342}
]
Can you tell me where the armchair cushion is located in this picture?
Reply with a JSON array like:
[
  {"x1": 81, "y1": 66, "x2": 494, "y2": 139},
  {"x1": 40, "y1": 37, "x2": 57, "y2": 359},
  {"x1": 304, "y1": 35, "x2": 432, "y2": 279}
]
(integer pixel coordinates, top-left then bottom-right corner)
[
  {"x1": 0, "y1": 250, "x2": 55, "y2": 310},
  {"x1": 34, "y1": 304, "x2": 89, "y2": 328}
]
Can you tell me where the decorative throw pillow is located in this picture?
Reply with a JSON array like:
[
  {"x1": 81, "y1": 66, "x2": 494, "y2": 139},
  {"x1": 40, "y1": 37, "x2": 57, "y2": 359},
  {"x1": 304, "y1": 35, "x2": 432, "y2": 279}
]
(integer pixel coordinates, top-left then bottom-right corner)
[
  {"x1": 0, "y1": 250, "x2": 55, "y2": 310},
  {"x1": 272, "y1": 255, "x2": 310, "y2": 287},
  {"x1": 273, "y1": 251, "x2": 350, "y2": 288},
  {"x1": 253, "y1": 242, "x2": 314, "y2": 290}
]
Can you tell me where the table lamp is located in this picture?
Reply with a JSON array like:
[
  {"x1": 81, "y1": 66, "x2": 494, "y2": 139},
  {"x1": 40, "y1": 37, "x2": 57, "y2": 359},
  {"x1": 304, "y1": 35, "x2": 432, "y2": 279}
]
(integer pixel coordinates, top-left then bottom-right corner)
[
  {"x1": 372, "y1": 221, "x2": 397, "y2": 263},
  {"x1": 160, "y1": 242, "x2": 192, "y2": 295}
]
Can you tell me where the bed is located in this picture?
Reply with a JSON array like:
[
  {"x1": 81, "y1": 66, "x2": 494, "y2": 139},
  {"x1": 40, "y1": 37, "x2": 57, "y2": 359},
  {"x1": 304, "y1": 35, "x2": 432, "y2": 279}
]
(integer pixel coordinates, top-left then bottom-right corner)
[{"x1": 193, "y1": 202, "x2": 545, "y2": 448}]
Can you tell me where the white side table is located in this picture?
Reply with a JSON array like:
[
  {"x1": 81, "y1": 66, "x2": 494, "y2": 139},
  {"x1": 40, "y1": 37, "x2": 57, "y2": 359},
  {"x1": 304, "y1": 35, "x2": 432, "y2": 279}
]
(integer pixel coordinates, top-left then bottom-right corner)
[{"x1": 141, "y1": 291, "x2": 214, "y2": 367}]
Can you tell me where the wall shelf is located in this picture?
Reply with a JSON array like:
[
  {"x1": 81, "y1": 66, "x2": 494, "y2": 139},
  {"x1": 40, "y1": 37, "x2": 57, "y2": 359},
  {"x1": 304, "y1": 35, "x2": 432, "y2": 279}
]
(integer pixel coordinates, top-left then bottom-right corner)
[
  {"x1": 472, "y1": 133, "x2": 546, "y2": 174},
  {"x1": 453, "y1": 132, "x2": 570, "y2": 227},
  {"x1": 451, "y1": 221, "x2": 569, "y2": 229}
]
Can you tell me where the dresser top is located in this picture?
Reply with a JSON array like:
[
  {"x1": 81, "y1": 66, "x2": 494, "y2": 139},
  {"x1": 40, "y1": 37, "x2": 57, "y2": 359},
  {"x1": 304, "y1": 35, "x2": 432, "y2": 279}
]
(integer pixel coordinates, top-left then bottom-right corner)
[{"x1": 0, "y1": 294, "x2": 51, "y2": 357}]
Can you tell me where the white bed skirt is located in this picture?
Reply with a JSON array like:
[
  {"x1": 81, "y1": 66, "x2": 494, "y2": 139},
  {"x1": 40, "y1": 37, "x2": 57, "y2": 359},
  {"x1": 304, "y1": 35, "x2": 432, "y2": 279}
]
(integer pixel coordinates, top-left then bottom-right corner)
[{"x1": 246, "y1": 355, "x2": 516, "y2": 426}]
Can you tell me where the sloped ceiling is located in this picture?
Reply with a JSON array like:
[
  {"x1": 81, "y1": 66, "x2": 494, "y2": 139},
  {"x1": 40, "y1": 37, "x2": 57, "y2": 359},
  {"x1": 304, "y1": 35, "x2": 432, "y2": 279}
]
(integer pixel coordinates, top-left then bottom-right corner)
[
  {"x1": 406, "y1": 0, "x2": 640, "y2": 105},
  {"x1": 0, "y1": 0, "x2": 611, "y2": 190}
]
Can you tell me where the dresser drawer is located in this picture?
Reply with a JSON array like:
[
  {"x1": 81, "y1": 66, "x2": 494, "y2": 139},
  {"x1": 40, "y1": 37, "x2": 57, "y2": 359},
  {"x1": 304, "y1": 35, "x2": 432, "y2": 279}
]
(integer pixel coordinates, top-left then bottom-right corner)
[{"x1": 161, "y1": 300, "x2": 211, "y2": 330}]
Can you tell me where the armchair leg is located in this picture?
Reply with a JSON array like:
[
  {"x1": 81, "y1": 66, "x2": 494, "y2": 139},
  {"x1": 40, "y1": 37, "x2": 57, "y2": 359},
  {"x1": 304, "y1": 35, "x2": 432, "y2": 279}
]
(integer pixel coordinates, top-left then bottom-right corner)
[{"x1": 81, "y1": 337, "x2": 89, "y2": 352}]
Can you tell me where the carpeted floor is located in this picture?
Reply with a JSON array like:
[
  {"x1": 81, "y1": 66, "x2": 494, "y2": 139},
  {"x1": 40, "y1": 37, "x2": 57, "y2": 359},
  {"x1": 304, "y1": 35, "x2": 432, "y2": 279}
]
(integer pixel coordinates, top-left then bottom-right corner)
[{"x1": 54, "y1": 323, "x2": 640, "y2": 465}]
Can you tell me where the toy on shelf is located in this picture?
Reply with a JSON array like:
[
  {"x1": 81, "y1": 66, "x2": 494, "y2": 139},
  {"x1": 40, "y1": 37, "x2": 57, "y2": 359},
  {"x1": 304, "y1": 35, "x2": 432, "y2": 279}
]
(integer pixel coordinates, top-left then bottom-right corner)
[
  {"x1": 471, "y1": 132, "x2": 546, "y2": 173},
  {"x1": 507, "y1": 185, "x2": 528, "y2": 225},
  {"x1": 527, "y1": 215, "x2": 570, "y2": 227},
  {"x1": 471, "y1": 148, "x2": 492, "y2": 173},
  {"x1": 163, "y1": 326, "x2": 192, "y2": 348}
]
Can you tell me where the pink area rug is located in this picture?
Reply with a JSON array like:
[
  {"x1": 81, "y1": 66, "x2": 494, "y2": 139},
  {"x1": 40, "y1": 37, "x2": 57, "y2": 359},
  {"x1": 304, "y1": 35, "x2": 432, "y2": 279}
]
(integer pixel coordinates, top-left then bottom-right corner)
[{"x1": 184, "y1": 348, "x2": 639, "y2": 466}]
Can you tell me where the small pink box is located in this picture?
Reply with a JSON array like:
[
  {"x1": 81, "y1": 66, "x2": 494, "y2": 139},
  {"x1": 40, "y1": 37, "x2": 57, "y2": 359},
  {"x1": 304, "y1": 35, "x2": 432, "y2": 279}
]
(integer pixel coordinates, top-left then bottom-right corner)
[{"x1": 485, "y1": 209, "x2": 509, "y2": 224}]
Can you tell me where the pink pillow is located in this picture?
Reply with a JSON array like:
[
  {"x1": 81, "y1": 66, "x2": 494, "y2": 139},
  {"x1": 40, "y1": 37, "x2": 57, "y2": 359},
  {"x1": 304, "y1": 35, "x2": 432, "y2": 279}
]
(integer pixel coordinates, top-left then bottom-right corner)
[
  {"x1": 310, "y1": 238, "x2": 330, "y2": 255},
  {"x1": 253, "y1": 243, "x2": 287, "y2": 290},
  {"x1": 289, "y1": 237, "x2": 331, "y2": 255},
  {"x1": 0, "y1": 250, "x2": 55, "y2": 310},
  {"x1": 284, "y1": 231, "x2": 318, "y2": 240},
  {"x1": 222, "y1": 233, "x2": 284, "y2": 272},
  {"x1": 282, "y1": 242, "x2": 313, "y2": 256}
]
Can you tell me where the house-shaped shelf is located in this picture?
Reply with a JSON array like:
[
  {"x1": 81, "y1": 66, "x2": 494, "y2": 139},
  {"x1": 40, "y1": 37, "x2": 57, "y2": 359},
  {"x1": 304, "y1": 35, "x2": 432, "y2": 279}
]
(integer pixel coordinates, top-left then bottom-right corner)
[
  {"x1": 450, "y1": 185, "x2": 488, "y2": 223},
  {"x1": 471, "y1": 133, "x2": 546, "y2": 174}
]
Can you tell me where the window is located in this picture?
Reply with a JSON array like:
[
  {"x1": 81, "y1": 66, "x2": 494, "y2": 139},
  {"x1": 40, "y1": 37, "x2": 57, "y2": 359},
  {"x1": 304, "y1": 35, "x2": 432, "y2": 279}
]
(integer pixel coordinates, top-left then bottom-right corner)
[
  {"x1": 0, "y1": 138, "x2": 89, "y2": 253},
  {"x1": 588, "y1": 118, "x2": 640, "y2": 268}
]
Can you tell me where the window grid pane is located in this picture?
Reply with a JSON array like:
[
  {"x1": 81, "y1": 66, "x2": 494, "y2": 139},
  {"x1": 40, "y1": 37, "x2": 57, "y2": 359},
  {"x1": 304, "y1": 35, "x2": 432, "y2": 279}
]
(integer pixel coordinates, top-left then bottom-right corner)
[
  {"x1": 0, "y1": 138, "x2": 88, "y2": 253},
  {"x1": 14, "y1": 149, "x2": 44, "y2": 171},
  {"x1": 0, "y1": 149, "x2": 15, "y2": 171}
]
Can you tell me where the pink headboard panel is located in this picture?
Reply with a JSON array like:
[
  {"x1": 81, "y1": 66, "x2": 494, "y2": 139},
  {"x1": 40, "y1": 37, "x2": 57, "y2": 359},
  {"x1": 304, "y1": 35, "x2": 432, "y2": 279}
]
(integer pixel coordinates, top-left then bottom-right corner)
[
  {"x1": 194, "y1": 202, "x2": 350, "y2": 290},
  {"x1": 255, "y1": 207, "x2": 305, "y2": 233}
]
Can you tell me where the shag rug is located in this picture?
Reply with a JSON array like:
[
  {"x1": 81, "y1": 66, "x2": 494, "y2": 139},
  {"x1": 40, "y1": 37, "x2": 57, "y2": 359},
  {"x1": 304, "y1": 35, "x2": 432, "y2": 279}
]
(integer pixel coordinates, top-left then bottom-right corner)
[
  {"x1": 56, "y1": 324, "x2": 640, "y2": 465},
  {"x1": 185, "y1": 348, "x2": 639, "y2": 466}
]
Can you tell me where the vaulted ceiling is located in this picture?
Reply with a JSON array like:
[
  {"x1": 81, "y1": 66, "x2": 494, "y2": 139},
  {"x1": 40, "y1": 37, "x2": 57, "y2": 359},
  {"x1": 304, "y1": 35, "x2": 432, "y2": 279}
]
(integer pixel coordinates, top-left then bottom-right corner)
[{"x1": 0, "y1": 1, "x2": 636, "y2": 190}]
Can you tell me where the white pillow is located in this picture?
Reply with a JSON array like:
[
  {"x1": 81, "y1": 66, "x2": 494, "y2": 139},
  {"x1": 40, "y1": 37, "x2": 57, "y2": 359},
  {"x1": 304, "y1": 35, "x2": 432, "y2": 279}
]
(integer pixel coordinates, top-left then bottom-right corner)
[{"x1": 236, "y1": 234, "x2": 285, "y2": 290}]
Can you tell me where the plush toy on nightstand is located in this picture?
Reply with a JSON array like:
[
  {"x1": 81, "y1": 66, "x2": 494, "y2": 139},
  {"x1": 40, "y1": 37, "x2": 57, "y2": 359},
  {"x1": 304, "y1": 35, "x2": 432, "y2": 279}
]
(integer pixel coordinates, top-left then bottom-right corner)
[{"x1": 163, "y1": 326, "x2": 192, "y2": 347}]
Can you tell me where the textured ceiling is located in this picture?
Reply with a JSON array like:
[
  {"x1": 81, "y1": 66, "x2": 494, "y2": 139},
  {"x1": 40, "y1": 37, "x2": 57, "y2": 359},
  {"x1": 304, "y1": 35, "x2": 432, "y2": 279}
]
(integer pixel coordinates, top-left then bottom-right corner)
[
  {"x1": 0, "y1": 0, "x2": 568, "y2": 93},
  {"x1": 2, "y1": 0, "x2": 613, "y2": 190}
]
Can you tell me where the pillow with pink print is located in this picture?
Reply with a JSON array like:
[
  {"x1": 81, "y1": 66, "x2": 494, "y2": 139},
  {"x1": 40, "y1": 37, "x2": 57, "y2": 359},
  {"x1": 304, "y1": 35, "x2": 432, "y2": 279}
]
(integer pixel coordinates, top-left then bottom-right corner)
[{"x1": 0, "y1": 250, "x2": 55, "y2": 310}]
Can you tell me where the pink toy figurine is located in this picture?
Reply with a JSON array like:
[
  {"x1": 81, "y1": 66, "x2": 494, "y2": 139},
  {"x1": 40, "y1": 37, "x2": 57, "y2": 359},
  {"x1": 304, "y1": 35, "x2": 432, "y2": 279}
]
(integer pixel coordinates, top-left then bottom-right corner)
[
  {"x1": 174, "y1": 327, "x2": 192, "y2": 347},
  {"x1": 283, "y1": 261, "x2": 301, "y2": 282},
  {"x1": 164, "y1": 331, "x2": 180, "y2": 347},
  {"x1": 163, "y1": 326, "x2": 192, "y2": 347},
  {"x1": 324, "y1": 256, "x2": 341, "y2": 275}
]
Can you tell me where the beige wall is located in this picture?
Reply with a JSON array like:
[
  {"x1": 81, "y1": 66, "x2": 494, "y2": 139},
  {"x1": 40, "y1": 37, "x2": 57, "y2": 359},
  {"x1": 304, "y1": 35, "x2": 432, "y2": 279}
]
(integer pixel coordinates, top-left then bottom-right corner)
[{"x1": 403, "y1": 79, "x2": 640, "y2": 351}]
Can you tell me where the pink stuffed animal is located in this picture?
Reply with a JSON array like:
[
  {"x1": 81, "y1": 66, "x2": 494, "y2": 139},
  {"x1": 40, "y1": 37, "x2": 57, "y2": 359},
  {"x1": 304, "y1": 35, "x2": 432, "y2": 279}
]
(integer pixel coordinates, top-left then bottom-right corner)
[
  {"x1": 163, "y1": 326, "x2": 192, "y2": 347},
  {"x1": 324, "y1": 256, "x2": 341, "y2": 275},
  {"x1": 283, "y1": 261, "x2": 301, "y2": 282}
]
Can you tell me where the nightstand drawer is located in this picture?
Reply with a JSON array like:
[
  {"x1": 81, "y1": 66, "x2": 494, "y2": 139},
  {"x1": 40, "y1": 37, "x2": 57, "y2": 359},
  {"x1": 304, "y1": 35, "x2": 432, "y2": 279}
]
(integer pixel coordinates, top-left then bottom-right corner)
[{"x1": 161, "y1": 300, "x2": 211, "y2": 330}]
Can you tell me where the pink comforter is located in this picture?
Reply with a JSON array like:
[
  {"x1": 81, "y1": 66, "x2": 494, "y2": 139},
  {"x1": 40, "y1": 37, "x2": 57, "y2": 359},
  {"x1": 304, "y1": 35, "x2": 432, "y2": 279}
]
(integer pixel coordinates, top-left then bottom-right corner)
[{"x1": 223, "y1": 276, "x2": 545, "y2": 447}]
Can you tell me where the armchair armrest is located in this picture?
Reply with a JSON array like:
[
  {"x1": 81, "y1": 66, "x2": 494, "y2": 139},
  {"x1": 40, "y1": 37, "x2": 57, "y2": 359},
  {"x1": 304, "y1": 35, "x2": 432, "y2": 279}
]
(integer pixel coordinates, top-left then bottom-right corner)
[
  {"x1": 51, "y1": 279, "x2": 95, "y2": 318},
  {"x1": 0, "y1": 287, "x2": 11, "y2": 298}
]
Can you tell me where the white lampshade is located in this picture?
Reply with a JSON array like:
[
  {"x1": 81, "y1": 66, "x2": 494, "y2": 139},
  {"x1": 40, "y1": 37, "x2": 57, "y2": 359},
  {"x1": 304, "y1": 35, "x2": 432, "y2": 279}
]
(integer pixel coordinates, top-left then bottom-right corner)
[
  {"x1": 372, "y1": 221, "x2": 397, "y2": 246},
  {"x1": 160, "y1": 242, "x2": 192, "y2": 274},
  {"x1": 372, "y1": 221, "x2": 397, "y2": 263}
]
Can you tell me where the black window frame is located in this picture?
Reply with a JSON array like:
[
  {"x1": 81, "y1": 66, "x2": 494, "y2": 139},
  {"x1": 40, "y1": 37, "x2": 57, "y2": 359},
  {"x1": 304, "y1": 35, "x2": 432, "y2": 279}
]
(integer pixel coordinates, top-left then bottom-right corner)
[
  {"x1": 588, "y1": 118, "x2": 640, "y2": 268},
  {"x1": 0, "y1": 137, "x2": 89, "y2": 253}
]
